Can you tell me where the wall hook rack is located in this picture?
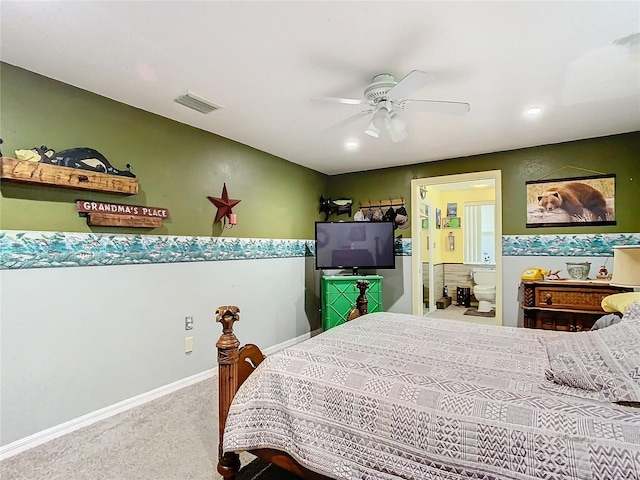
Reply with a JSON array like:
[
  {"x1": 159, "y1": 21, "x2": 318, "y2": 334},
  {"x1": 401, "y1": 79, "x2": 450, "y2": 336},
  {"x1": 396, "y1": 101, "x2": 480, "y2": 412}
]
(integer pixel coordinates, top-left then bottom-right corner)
[{"x1": 358, "y1": 198, "x2": 405, "y2": 210}]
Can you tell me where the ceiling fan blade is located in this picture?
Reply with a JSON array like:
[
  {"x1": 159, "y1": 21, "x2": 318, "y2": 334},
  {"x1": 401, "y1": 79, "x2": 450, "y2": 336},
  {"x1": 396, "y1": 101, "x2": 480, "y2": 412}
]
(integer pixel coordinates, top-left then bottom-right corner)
[
  {"x1": 386, "y1": 70, "x2": 434, "y2": 99},
  {"x1": 400, "y1": 100, "x2": 470, "y2": 115},
  {"x1": 322, "y1": 109, "x2": 374, "y2": 134},
  {"x1": 311, "y1": 96, "x2": 367, "y2": 105}
]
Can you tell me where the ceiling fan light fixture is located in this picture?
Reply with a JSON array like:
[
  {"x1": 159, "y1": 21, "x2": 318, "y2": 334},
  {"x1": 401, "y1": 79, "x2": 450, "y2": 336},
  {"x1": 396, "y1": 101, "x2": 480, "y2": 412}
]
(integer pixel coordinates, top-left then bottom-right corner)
[
  {"x1": 388, "y1": 124, "x2": 408, "y2": 143},
  {"x1": 314, "y1": 70, "x2": 470, "y2": 141},
  {"x1": 387, "y1": 113, "x2": 408, "y2": 143},
  {"x1": 364, "y1": 120, "x2": 380, "y2": 138},
  {"x1": 374, "y1": 107, "x2": 391, "y2": 127}
]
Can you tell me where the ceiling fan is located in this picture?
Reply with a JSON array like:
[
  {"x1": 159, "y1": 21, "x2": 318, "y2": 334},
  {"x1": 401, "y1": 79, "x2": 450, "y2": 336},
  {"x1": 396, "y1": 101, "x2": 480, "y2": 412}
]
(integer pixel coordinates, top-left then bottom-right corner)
[{"x1": 312, "y1": 70, "x2": 470, "y2": 143}]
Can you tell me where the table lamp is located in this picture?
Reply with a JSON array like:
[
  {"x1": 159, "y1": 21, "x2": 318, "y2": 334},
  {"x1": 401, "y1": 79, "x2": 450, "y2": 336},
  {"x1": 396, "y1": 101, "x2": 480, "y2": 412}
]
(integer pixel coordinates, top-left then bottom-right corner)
[{"x1": 610, "y1": 245, "x2": 640, "y2": 290}]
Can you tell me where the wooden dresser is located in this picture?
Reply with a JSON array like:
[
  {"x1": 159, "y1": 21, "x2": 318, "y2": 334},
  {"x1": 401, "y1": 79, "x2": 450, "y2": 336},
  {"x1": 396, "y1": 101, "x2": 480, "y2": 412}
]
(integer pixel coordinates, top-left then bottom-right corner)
[{"x1": 521, "y1": 280, "x2": 631, "y2": 331}]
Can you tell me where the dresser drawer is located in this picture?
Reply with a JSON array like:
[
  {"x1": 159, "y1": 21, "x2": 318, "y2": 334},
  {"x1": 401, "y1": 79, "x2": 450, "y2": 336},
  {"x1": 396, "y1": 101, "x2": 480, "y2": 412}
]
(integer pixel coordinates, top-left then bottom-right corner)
[
  {"x1": 535, "y1": 311, "x2": 574, "y2": 331},
  {"x1": 535, "y1": 287, "x2": 619, "y2": 311}
]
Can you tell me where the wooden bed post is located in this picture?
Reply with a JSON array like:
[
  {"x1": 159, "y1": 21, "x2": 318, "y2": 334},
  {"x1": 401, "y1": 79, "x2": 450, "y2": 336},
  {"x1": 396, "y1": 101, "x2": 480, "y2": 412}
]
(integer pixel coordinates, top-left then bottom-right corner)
[
  {"x1": 216, "y1": 305, "x2": 241, "y2": 480},
  {"x1": 347, "y1": 279, "x2": 370, "y2": 321},
  {"x1": 354, "y1": 279, "x2": 370, "y2": 316}
]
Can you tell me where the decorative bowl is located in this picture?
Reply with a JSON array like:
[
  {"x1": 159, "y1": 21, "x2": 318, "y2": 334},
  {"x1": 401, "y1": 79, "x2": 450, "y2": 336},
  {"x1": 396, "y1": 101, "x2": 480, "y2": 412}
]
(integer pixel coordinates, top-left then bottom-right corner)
[{"x1": 566, "y1": 262, "x2": 591, "y2": 280}]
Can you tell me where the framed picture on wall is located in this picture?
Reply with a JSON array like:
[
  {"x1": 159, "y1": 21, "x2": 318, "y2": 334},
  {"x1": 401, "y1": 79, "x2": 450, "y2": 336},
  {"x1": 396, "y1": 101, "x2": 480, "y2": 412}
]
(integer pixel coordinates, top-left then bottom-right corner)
[
  {"x1": 442, "y1": 217, "x2": 461, "y2": 228},
  {"x1": 525, "y1": 174, "x2": 616, "y2": 227},
  {"x1": 446, "y1": 203, "x2": 457, "y2": 217},
  {"x1": 435, "y1": 208, "x2": 441, "y2": 229}
]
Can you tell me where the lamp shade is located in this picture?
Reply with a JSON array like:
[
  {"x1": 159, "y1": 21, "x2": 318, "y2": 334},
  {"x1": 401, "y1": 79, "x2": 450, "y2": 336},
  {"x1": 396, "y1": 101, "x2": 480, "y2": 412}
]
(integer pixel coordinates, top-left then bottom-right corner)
[{"x1": 610, "y1": 245, "x2": 640, "y2": 288}]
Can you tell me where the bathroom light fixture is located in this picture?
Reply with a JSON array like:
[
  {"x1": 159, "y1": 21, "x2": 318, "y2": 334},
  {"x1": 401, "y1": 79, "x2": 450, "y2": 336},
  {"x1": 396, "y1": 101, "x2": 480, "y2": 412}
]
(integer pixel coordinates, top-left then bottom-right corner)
[
  {"x1": 345, "y1": 140, "x2": 359, "y2": 150},
  {"x1": 447, "y1": 232, "x2": 455, "y2": 251},
  {"x1": 525, "y1": 107, "x2": 542, "y2": 116}
]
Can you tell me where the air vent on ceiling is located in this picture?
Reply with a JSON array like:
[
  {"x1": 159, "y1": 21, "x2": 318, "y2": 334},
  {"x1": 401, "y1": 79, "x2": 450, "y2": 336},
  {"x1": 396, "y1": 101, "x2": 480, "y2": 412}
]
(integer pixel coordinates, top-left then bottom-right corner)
[{"x1": 174, "y1": 92, "x2": 223, "y2": 114}]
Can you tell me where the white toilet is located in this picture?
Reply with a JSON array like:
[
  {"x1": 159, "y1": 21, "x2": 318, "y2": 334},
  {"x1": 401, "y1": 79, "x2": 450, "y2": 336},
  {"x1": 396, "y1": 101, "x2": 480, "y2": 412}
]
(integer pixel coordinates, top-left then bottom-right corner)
[{"x1": 472, "y1": 269, "x2": 496, "y2": 312}]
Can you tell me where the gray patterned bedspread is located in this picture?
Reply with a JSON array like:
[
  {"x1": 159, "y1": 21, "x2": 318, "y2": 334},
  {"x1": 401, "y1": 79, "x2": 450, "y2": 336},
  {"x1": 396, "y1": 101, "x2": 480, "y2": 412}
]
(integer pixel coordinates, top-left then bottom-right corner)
[{"x1": 223, "y1": 312, "x2": 640, "y2": 479}]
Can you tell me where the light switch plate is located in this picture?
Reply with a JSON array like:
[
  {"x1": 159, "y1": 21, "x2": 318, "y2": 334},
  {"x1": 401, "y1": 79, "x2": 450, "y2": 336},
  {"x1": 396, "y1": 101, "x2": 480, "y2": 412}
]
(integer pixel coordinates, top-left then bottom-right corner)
[{"x1": 185, "y1": 336, "x2": 194, "y2": 354}]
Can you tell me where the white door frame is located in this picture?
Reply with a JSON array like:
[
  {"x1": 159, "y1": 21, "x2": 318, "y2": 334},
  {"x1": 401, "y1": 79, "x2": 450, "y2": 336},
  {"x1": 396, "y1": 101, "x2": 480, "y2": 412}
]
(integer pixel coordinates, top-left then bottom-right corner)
[
  {"x1": 416, "y1": 196, "x2": 435, "y2": 315},
  {"x1": 410, "y1": 170, "x2": 503, "y2": 324}
]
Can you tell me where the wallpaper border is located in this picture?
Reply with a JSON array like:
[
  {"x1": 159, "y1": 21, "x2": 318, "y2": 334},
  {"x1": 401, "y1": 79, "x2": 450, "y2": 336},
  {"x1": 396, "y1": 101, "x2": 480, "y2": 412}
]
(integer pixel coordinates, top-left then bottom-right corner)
[
  {"x1": 1, "y1": 231, "x2": 638, "y2": 270},
  {"x1": 0, "y1": 230, "x2": 410, "y2": 270},
  {"x1": 501, "y1": 233, "x2": 640, "y2": 256}
]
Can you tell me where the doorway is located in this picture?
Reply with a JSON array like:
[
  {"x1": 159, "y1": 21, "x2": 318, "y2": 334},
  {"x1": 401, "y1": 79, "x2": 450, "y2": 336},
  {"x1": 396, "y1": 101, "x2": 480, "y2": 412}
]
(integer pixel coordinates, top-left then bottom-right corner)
[{"x1": 410, "y1": 171, "x2": 503, "y2": 325}]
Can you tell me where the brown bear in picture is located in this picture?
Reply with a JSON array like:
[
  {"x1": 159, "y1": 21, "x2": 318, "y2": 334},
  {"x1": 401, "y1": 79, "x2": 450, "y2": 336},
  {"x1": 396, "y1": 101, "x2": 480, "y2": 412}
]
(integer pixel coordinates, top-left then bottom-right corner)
[{"x1": 537, "y1": 182, "x2": 609, "y2": 221}]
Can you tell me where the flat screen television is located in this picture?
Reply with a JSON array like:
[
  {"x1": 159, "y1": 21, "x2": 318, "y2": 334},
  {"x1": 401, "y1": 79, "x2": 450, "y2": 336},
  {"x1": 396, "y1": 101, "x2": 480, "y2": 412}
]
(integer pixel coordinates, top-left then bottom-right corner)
[{"x1": 315, "y1": 221, "x2": 396, "y2": 275}]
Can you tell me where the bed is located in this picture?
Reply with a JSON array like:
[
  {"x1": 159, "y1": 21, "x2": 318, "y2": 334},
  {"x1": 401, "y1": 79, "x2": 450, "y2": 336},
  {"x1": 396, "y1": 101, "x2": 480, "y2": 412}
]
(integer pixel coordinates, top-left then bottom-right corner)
[{"x1": 215, "y1": 303, "x2": 640, "y2": 480}]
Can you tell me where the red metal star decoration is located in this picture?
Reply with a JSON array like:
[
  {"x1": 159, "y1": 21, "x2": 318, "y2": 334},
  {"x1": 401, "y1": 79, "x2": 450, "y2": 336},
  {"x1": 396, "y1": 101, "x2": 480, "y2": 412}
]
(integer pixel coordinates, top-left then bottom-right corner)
[{"x1": 208, "y1": 183, "x2": 241, "y2": 223}]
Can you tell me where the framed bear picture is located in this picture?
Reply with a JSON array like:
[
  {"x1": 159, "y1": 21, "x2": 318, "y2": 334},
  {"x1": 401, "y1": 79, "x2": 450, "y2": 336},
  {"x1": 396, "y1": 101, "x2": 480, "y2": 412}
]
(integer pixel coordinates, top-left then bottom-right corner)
[{"x1": 526, "y1": 174, "x2": 616, "y2": 227}]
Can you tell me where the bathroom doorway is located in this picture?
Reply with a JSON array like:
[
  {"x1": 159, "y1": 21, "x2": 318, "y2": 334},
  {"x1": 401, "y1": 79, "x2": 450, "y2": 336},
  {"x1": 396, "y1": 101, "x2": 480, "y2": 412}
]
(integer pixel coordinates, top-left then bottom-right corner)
[{"x1": 410, "y1": 171, "x2": 503, "y2": 325}]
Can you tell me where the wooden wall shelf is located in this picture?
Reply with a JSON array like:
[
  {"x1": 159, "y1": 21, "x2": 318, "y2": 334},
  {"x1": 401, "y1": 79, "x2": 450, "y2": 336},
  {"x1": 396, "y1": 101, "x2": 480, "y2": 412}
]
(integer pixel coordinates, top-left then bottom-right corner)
[
  {"x1": 1, "y1": 157, "x2": 138, "y2": 195},
  {"x1": 85, "y1": 213, "x2": 162, "y2": 228}
]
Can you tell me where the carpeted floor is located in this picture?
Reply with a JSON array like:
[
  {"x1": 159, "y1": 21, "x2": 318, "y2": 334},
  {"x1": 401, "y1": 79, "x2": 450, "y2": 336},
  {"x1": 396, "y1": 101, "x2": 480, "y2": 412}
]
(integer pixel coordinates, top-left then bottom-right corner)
[{"x1": 0, "y1": 376, "x2": 291, "y2": 480}]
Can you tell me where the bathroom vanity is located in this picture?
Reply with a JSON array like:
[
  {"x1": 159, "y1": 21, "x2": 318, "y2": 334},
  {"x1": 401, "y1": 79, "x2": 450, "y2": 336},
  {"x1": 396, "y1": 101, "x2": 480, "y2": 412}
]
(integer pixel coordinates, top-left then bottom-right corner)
[{"x1": 520, "y1": 279, "x2": 631, "y2": 331}]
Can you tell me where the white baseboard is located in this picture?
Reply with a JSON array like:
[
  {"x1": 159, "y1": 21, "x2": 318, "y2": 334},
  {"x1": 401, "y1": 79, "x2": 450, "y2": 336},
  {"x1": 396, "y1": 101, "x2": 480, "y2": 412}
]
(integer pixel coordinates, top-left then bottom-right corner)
[
  {"x1": 0, "y1": 329, "x2": 318, "y2": 461},
  {"x1": 263, "y1": 328, "x2": 322, "y2": 356}
]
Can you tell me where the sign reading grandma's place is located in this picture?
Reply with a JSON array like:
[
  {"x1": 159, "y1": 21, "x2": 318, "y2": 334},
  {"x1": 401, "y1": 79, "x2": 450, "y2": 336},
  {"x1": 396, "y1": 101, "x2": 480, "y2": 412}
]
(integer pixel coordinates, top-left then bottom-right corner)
[
  {"x1": 76, "y1": 200, "x2": 170, "y2": 228},
  {"x1": 76, "y1": 200, "x2": 170, "y2": 219}
]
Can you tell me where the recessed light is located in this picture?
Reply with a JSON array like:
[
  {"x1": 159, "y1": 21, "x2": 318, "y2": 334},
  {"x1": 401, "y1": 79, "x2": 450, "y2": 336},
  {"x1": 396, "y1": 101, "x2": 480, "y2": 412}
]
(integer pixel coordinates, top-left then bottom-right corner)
[
  {"x1": 525, "y1": 107, "x2": 542, "y2": 116},
  {"x1": 345, "y1": 140, "x2": 359, "y2": 150}
]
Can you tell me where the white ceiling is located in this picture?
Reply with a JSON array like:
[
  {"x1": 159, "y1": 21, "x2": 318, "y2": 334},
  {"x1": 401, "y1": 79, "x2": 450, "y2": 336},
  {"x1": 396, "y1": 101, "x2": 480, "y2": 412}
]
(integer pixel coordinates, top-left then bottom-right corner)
[{"x1": 1, "y1": 1, "x2": 638, "y2": 175}]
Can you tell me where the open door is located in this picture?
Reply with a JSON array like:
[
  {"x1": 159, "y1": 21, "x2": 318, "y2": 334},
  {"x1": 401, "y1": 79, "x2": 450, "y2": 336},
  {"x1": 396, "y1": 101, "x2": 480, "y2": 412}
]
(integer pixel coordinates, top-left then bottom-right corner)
[{"x1": 411, "y1": 171, "x2": 503, "y2": 325}]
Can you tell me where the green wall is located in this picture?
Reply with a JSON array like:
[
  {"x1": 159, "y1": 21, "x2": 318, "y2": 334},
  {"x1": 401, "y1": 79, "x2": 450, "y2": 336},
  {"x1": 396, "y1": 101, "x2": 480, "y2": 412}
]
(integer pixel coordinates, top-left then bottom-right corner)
[
  {"x1": 2, "y1": 63, "x2": 638, "y2": 239},
  {"x1": 0, "y1": 63, "x2": 328, "y2": 239},
  {"x1": 328, "y1": 132, "x2": 640, "y2": 236}
]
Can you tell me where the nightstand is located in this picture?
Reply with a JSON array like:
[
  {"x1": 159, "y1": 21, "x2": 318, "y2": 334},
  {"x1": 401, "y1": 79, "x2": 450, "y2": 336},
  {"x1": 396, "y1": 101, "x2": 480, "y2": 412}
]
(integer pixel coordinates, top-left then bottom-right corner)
[{"x1": 521, "y1": 280, "x2": 631, "y2": 331}]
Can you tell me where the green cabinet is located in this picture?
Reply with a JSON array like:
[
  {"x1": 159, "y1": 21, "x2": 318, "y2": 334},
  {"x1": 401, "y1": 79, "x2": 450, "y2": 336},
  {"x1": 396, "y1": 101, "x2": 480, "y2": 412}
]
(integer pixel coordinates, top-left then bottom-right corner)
[{"x1": 321, "y1": 275, "x2": 383, "y2": 330}]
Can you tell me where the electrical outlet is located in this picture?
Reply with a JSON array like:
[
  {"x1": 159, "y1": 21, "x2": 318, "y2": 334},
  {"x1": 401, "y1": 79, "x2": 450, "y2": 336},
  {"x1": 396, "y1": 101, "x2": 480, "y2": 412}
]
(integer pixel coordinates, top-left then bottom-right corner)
[
  {"x1": 185, "y1": 336, "x2": 194, "y2": 354},
  {"x1": 185, "y1": 316, "x2": 193, "y2": 330}
]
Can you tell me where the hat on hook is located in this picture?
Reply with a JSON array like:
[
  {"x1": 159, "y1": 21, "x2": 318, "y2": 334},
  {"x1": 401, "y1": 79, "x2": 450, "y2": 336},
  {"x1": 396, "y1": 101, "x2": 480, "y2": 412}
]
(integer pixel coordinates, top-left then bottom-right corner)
[
  {"x1": 372, "y1": 208, "x2": 384, "y2": 221},
  {"x1": 395, "y1": 206, "x2": 410, "y2": 229},
  {"x1": 364, "y1": 209, "x2": 374, "y2": 221},
  {"x1": 383, "y1": 206, "x2": 397, "y2": 223}
]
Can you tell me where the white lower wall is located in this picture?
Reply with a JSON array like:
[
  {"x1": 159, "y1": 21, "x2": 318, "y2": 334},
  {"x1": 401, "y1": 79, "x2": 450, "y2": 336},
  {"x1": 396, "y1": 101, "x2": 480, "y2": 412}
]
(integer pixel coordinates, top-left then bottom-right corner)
[
  {"x1": 381, "y1": 255, "x2": 413, "y2": 314},
  {"x1": 0, "y1": 250, "x2": 606, "y2": 448},
  {"x1": 0, "y1": 256, "x2": 321, "y2": 446}
]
